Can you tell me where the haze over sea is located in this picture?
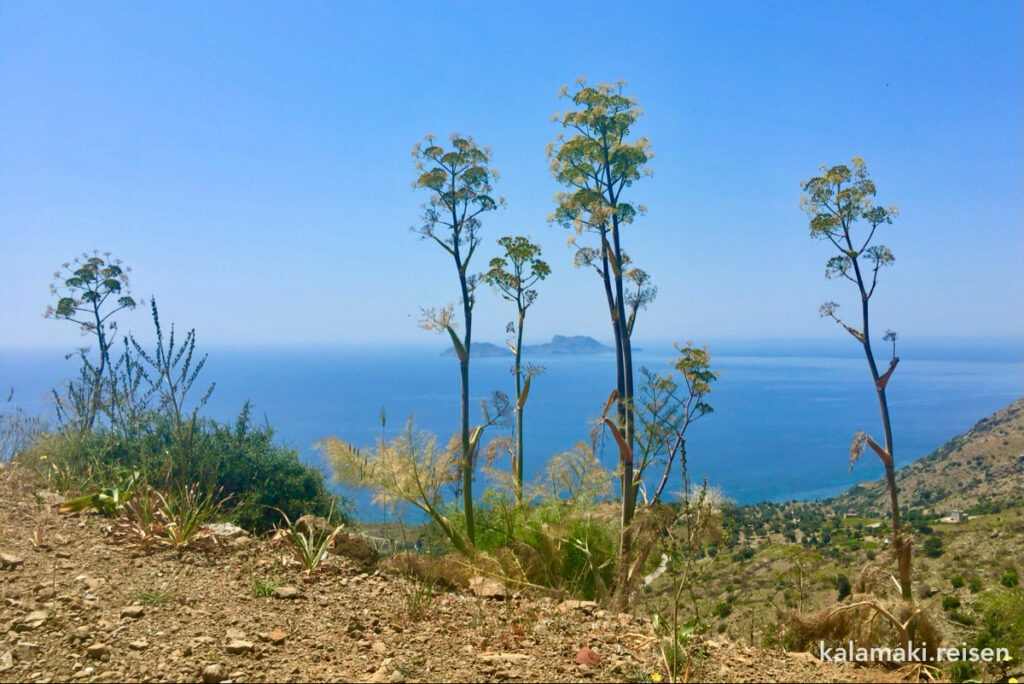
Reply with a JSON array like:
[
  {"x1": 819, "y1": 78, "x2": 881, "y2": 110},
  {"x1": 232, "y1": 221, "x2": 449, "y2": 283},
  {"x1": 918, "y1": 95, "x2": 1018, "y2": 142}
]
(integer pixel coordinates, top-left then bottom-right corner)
[{"x1": 2, "y1": 338, "x2": 1021, "y2": 522}]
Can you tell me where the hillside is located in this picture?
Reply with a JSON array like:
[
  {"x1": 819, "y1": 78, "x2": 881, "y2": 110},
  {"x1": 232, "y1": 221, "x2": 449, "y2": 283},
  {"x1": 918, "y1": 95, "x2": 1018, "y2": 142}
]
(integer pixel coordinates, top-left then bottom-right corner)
[
  {"x1": 830, "y1": 398, "x2": 1024, "y2": 516},
  {"x1": 0, "y1": 464, "x2": 902, "y2": 684}
]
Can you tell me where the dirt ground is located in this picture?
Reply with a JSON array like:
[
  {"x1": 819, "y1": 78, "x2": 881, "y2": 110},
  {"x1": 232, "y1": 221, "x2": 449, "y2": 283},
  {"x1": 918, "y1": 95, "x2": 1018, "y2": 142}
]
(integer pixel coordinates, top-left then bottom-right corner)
[{"x1": 0, "y1": 462, "x2": 909, "y2": 683}]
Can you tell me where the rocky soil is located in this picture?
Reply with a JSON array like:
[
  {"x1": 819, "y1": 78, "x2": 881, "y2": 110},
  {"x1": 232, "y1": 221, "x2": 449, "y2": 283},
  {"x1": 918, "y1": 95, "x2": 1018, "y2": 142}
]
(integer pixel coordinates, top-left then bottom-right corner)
[{"x1": 0, "y1": 463, "x2": 905, "y2": 683}]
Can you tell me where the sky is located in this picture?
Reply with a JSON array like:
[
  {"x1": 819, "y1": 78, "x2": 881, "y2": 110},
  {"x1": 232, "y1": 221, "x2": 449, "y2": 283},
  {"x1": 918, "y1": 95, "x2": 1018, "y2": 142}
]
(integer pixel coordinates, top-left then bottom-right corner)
[{"x1": 2, "y1": 1, "x2": 1022, "y2": 353}]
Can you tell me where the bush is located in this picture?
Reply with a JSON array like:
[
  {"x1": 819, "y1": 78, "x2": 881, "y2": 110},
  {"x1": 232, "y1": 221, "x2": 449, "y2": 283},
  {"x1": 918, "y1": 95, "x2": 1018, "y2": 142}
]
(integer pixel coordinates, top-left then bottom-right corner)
[
  {"x1": 942, "y1": 595, "x2": 961, "y2": 611},
  {"x1": 950, "y1": 574, "x2": 965, "y2": 589},
  {"x1": 835, "y1": 573, "x2": 852, "y2": 601},
  {"x1": 21, "y1": 404, "x2": 342, "y2": 535},
  {"x1": 922, "y1": 536, "x2": 944, "y2": 558},
  {"x1": 999, "y1": 567, "x2": 1019, "y2": 588}
]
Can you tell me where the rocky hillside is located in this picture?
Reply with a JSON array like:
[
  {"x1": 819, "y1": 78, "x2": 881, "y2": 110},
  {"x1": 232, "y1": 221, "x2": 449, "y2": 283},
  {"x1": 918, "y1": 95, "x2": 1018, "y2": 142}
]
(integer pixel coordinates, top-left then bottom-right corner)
[
  {"x1": 0, "y1": 464, "x2": 900, "y2": 683},
  {"x1": 829, "y1": 398, "x2": 1024, "y2": 516}
]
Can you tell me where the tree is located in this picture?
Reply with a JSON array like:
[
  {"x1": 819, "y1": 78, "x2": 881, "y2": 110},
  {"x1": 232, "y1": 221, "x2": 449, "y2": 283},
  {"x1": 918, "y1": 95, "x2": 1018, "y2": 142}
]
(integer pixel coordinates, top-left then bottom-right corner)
[
  {"x1": 800, "y1": 157, "x2": 911, "y2": 600},
  {"x1": 412, "y1": 133, "x2": 502, "y2": 544},
  {"x1": 45, "y1": 251, "x2": 138, "y2": 432},
  {"x1": 483, "y1": 235, "x2": 550, "y2": 503},
  {"x1": 548, "y1": 79, "x2": 655, "y2": 533}
]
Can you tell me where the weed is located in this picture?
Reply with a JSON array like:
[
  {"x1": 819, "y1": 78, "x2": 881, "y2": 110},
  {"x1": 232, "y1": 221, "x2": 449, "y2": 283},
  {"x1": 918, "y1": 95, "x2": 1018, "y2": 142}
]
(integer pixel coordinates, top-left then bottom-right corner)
[
  {"x1": 133, "y1": 589, "x2": 171, "y2": 604},
  {"x1": 155, "y1": 484, "x2": 231, "y2": 548},
  {"x1": 59, "y1": 470, "x2": 141, "y2": 517},
  {"x1": 272, "y1": 504, "x2": 342, "y2": 572},
  {"x1": 251, "y1": 576, "x2": 278, "y2": 598}
]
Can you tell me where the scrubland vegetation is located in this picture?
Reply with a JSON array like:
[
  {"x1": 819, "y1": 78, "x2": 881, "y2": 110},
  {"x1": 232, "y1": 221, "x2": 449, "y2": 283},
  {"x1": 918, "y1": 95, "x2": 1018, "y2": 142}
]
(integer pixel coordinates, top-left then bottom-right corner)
[{"x1": 3, "y1": 80, "x2": 1021, "y2": 683}]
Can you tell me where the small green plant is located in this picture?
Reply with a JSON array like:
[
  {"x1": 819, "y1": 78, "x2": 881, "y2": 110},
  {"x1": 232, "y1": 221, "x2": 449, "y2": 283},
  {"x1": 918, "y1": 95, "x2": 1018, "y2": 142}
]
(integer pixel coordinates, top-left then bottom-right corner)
[
  {"x1": 950, "y1": 574, "x2": 965, "y2": 589},
  {"x1": 155, "y1": 484, "x2": 231, "y2": 548},
  {"x1": 272, "y1": 505, "x2": 343, "y2": 572},
  {"x1": 1000, "y1": 567, "x2": 1019, "y2": 588},
  {"x1": 133, "y1": 588, "x2": 171, "y2": 604},
  {"x1": 250, "y1": 576, "x2": 278, "y2": 598},
  {"x1": 59, "y1": 470, "x2": 141, "y2": 517},
  {"x1": 652, "y1": 613, "x2": 698, "y2": 683},
  {"x1": 403, "y1": 575, "x2": 435, "y2": 623}
]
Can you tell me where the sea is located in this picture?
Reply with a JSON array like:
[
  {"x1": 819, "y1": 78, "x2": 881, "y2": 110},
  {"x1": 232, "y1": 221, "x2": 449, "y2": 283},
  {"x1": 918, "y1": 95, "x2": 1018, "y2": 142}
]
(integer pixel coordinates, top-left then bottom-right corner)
[{"x1": 2, "y1": 338, "x2": 1021, "y2": 522}]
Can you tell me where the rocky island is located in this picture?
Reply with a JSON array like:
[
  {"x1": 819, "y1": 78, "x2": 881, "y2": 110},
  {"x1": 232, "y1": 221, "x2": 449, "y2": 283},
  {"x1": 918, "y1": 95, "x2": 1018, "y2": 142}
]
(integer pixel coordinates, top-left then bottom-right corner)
[{"x1": 442, "y1": 334, "x2": 614, "y2": 357}]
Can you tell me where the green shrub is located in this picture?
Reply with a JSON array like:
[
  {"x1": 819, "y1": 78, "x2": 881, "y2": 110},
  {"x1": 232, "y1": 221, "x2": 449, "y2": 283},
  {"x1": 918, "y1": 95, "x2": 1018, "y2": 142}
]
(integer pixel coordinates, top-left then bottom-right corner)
[
  {"x1": 942, "y1": 595, "x2": 961, "y2": 611},
  {"x1": 968, "y1": 577, "x2": 983, "y2": 593},
  {"x1": 922, "y1": 536, "x2": 944, "y2": 558},
  {"x1": 999, "y1": 567, "x2": 1019, "y2": 588},
  {"x1": 22, "y1": 404, "x2": 343, "y2": 535},
  {"x1": 950, "y1": 574, "x2": 965, "y2": 589}
]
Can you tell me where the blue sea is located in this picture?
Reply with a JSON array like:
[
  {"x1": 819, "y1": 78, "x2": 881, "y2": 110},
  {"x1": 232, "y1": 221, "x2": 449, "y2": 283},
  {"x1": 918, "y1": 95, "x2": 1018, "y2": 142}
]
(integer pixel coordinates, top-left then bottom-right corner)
[{"x1": 2, "y1": 338, "x2": 1021, "y2": 522}]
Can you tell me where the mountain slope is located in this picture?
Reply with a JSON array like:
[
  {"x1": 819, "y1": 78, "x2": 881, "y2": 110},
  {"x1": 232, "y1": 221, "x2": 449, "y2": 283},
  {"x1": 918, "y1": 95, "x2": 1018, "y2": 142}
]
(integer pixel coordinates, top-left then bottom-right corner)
[{"x1": 830, "y1": 398, "x2": 1024, "y2": 516}]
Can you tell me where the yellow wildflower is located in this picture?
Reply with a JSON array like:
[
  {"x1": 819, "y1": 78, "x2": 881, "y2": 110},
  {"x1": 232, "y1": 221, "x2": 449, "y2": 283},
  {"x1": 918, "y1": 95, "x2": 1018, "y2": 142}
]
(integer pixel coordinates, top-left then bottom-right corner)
[{"x1": 651, "y1": 673, "x2": 662, "y2": 683}]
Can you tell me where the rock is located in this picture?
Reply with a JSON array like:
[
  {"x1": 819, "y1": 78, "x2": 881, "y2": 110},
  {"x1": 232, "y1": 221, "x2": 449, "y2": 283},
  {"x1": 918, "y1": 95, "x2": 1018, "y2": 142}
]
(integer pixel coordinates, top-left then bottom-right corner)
[
  {"x1": 68, "y1": 626, "x2": 92, "y2": 642},
  {"x1": 0, "y1": 650, "x2": 13, "y2": 672},
  {"x1": 14, "y1": 641, "x2": 40, "y2": 661},
  {"x1": 128, "y1": 640, "x2": 148, "y2": 651},
  {"x1": 203, "y1": 522, "x2": 249, "y2": 540},
  {"x1": 20, "y1": 610, "x2": 48, "y2": 630},
  {"x1": 574, "y1": 646, "x2": 602, "y2": 667},
  {"x1": 86, "y1": 642, "x2": 110, "y2": 659},
  {"x1": 295, "y1": 514, "x2": 332, "y2": 535},
  {"x1": 273, "y1": 586, "x2": 302, "y2": 600},
  {"x1": 387, "y1": 669, "x2": 406, "y2": 683},
  {"x1": 201, "y1": 663, "x2": 227, "y2": 683},
  {"x1": 0, "y1": 552, "x2": 24, "y2": 570},
  {"x1": 266, "y1": 629, "x2": 287, "y2": 645},
  {"x1": 371, "y1": 640, "x2": 389, "y2": 655},
  {"x1": 333, "y1": 533, "x2": 379, "y2": 569},
  {"x1": 225, "y1": 640, "x2": 254, "y2": 654},
  {"x1": 469, "y1": 576, "x2": 507, "y2": 599},
  {"x1": 225, "y1": 628, "x2": 246, "y2": 641},
  {"x1": 36, "y1": 587, "x2": 56, "y2": 601},
  {"x1": 559, "y1": 599, "x2": 598, "y2": 614},
  {"x1": 478, "y1": 653, "x2": 533, "y2": 665},
  {"x1": 120, "y1": 605, "x2": 145, "y2": 619}
]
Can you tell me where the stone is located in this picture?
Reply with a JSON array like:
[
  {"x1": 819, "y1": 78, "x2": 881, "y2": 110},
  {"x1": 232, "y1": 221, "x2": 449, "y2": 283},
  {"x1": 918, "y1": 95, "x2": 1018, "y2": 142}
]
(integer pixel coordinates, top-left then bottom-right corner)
[
  {"x1": 128, "y1": 640, "x2": 148, "y2": 651},
  {"x1": 559, "y1": 599, "x2": 598, "y2": 614},
  {"x1": 120, "y1": 605, "x2": 145, "y2": 619},
  {"x1": 225, "y1": 628, "x2": 246, "y2": 641},
  {"x1": 469, "y1": 576, "x2": 507, "y2": 599},
  {"x1": 295, "y1": 514, "x2": 332, "y2": 535},
  {"x1": 13, "y1": 641, "x2": 40, "y2": 661},
  {"x1": 574, "y1": 646, "x2": 602, "y2": 667},
  {"x1": 225, "y1": 640, "x2": 254, "y2": 654},
  {"x1": 0, "y1": 552, "x2": 24, "y2": 570},
  {"x1": 201, "y1": 663, "x2": 227, "y2": 683},
  {"x1": 333, "y1": 533, "x2": 380, "y2": 569},
  {"x1": 35, "y1": 587, "x2": 56, "y2": 601},
  {"x1": 86, "y1": 642, "x2": 110, "y2": 659},
  {"x1": 272, "y1": 586, "x2": 301, "y2": 600},
  {"x1": 371, "y1": 640, "x2": 389, "y2": 655},
  {"x1": 0, "y1": 650, "x2": 13, "y2": 672},
  {"x1": 20, "y1": 610, "x2": 48, "y2": 630},
  {"x1": 68, "y1": 625, "x2": 92, "y2": 642},
  {"x1": 202, "y1": 522, "x2": 249, "y2": 540},
  {"x1": 266, "y1": 629, "x2": 287, "y2": 645}
]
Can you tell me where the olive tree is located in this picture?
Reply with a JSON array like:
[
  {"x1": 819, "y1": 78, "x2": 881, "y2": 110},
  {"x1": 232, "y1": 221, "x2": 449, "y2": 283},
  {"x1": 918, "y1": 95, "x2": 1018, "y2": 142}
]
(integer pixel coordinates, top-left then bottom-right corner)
[
  {"x1": 800, "y1": 157, "x2": 910, "y2": 600},
  {"x1": 412, "y1": 133, "x2": 502, "y2": 544},
  {"x1": 483, "y1": 236, "x2": 550, "y2": 503}
]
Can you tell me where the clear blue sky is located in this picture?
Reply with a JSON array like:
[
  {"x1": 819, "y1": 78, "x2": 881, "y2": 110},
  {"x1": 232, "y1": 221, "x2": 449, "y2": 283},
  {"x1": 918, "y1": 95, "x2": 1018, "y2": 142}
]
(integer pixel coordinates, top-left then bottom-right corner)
[{"x1": 2, "y1": 1, "x2": 1021, "y2": 351}]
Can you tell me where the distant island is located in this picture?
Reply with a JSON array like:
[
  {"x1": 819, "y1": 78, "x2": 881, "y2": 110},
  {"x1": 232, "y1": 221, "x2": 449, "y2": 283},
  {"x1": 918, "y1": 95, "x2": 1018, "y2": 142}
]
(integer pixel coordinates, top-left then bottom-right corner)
[{"x1": 442, "y1": 334, "x2": 614, "y2": 357}]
